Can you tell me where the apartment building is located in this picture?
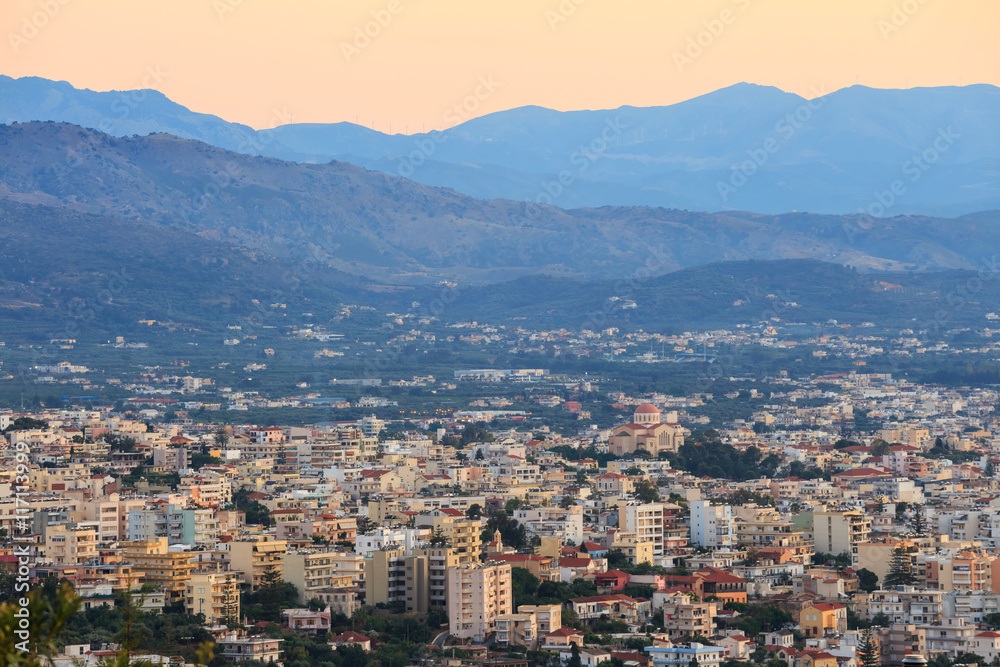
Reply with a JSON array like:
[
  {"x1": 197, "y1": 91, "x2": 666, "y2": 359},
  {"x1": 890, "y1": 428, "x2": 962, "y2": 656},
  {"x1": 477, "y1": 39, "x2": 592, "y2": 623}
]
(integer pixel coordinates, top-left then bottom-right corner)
[
  {"x1": 921, "y1": 617, "x2": 976, "y2": 658},
  {"x1": 78, "y1": 494, "x2": 148, "y2": 542},
  {"x1": 878, "y1": 623, "x2": 926, "y2": 667},
  {"x1": 177, "y1": 471, "x2": 232, "y2": 507},
  {"x1": 355, "y1": 526, "x2": 431, "y2": 557},
  {"x1": 128, "y1": 504, "x2": 219, "y2": 547},
  {"x1": 619, "y1": 501, "x2": 666, "y2": 557},
  {"x1": 448, "y1": 562, "x2": 513, "y2": 642},
  {"x1": 283, "y1": 548, "x2": 358, "y2": 606},
  {"x1": 228, "y1": 537, "x2": 287, "y2": 590},
  {"x1": 44, "y1": 522, "x2": 99, "y2": 566},
  {"x1": 861, "y1": 587, "x2": 944, "y2": 625},
  {"x1": 813, "y1": 510, "x2": 871, "y2": 560},
  {"x1": 735, "y1": 507, "x2": 814, "y2": 563},
  {"x1": 924, "y1": 551, "x2": 1000, "y2": 593},
  {"x1": 512, "y1": 505, "x2": 585, "y2": 545},
  {"x1": 486, "y1": 554, "x2": 556, "y2": 582},
  {"x1": 659, "y1": 593, "x2": 717, "y2": 641},
  {"x1": 218, "y1": 634, "x2": 283, "y2": 664},
  {"x1": 411, "y1": 546, "x2": 463, "y2": 609},
  {"x1": 496, "y1": 604, "x2": 562, "y2": 650},
  {"x1": 185, "y1": 572, "x2": 240, "y2": 625},
  {"x1": 611, "y1": 531, "x2": 655, "y2": 565},
  {"x1": 690, "y1": 501, "x2": 734, "y2": 549},
  {"x1": 428, "y1": 514, "x2": 482, "y2": 564},
  {"x1": 647, "y1": 643, "x2": 725, "y2": 667},
  {"x1": 121, "y1": 537, "x2": 195, "y2": 601},
  {"x1": 365, "y1": 547, "x2": 407, "y2": 608}
]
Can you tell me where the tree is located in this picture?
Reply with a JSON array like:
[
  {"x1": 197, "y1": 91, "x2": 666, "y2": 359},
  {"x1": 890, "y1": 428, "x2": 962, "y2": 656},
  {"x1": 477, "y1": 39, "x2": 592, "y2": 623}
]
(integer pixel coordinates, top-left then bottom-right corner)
[
  {"x1": 428, "y1": 528, "x2": 452, "y2": 548},
  {"x1": 884, "y1": 547, "x2": 915, "y2": 588},
  {"x1": 466, "y1": 503, "x2": 483, "y2": 519},
  {"x1": 505, "y1": 497, "x2": 523, "y2": 514},
  {"x1": 0, "y1": 581, "x2": 78, "y2": 666},
  {"x1": 2, "y1": 416, "x2": 48, "y2": 432},
  {"x1": 101, "y1": 433, "x2": 137, "y2": 453},
  {"x1": 567, "y1": 643, "x2": 582, "y2": 667},
  {"x1": 869, "y1": 439, "x2": 891, "y2": 458},
  {"x1": 857, "y1": 568, "x2": 879, "y2": 593},
  {"x1": 895, "y1": 501, "x2": 910, "y2": 524},
  {"x1": 858, "y1": 628, "x2": 880, "y2": 667},
  {"x1": 212, "y1": 427, "x2": 229, "y2": 452},
  {"x1": 871, "y1": 612, "x2": 891, "y2": 627},
  {"x1": 874, "y1": 496, "x2": 886, "y2": 516},
  {"x1": 909, "y1": 503, "x2": 926, "y2": 536},
  {"x1": 635, "y1": 480, "x2": 660, "y2": 504}
]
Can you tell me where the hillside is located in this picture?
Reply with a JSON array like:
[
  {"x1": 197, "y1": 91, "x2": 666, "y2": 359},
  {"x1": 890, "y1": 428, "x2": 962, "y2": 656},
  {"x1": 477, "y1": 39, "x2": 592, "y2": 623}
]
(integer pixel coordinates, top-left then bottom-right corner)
[
  {"x1": 0, "y1": 200, "x2": 369, "y2": 341},
  {"x1": 429, "y1": 260, "x2": 1000, "y2": 331},
  {"x1": 1, "y1": 122, "x2": 999, "y2": 287},
  {"x1": 2, "y1": 76, "x2": 998, "y2": 215}
]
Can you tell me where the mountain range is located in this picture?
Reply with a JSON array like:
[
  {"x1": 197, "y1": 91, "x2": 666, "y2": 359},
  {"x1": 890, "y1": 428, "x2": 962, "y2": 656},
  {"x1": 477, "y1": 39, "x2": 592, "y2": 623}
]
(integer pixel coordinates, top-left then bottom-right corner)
[
  {"x1": 2, "y1": 75, "x2": 998, "y2": 216},
  {"x1": 0, "y1": 121, "x2": 999, "y2": 337},
  {"x1": 1, "y1": 121, "x2": 999, "y2": 288}
]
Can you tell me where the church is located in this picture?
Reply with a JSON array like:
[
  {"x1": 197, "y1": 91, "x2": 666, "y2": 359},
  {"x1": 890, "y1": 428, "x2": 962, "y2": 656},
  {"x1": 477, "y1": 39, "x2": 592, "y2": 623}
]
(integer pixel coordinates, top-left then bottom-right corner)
[{"x1": 608, "y1": 403, "x2": 684, "y2": 457}]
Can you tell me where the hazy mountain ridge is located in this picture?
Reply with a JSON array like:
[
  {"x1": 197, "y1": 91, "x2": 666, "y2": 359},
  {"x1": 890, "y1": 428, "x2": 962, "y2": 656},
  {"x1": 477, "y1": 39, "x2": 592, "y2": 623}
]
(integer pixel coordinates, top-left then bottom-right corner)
[
  {"x1": 0, "y1": 122, "x2": 999, "y2": 289},
  {"x1": 2, "y1": 76, "x2": 998, "y2": 215}
]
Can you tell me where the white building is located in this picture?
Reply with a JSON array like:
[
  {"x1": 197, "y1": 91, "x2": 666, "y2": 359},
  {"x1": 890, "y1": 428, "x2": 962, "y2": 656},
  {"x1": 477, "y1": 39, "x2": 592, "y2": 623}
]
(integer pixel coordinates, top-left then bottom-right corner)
[
  {"x1": 354, "y1": 526, "x2": 431, "y2": 557},
  {"x1": 690, "y1": 500, "x2": 734, "y2": 549}
]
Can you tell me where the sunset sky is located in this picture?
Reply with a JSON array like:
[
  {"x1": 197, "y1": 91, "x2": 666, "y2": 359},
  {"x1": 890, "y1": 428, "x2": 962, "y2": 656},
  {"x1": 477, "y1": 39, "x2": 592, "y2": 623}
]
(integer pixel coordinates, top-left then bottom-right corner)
[{"x1": 2, "y1": 0, "x2": 996, "y2": 132}]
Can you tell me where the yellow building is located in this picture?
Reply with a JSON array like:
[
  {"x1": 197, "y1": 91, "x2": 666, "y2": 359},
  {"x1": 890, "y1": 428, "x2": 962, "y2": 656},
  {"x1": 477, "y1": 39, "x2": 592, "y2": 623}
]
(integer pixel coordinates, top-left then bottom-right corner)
[
  {"x1": 44, "y1": 523, "x2": 98, "y2": 565},
  {"x1": 283, "y1": 549, "x2": 358, "y2": 604},
  {"x1": 431, "y1": 514, "x2": 481, "y2": 564},
  {"x1": 185, "y1": 572, "x2": 240, "y2": 625},
  {"x1": 496, "y1": 604, "x2": 562, "y2": 649},
  {"x1": 121, "y1": 537, "x2": 195, "y2": 601},
  {"x1": 611, "y1": 531, "x2": 655, "y2": 565},
  {"x1": 228, "y1": 537, "x2": 287, "y2": 590},
  {"x1": 412, "y1": 546, "x2": 463, "y2": 609},
  {"x1": 800, "y1": 602, "x2": 848, "y2": 638},
  {"x1": 365, "y1": 547, "x2": 407, "y2": 608}
]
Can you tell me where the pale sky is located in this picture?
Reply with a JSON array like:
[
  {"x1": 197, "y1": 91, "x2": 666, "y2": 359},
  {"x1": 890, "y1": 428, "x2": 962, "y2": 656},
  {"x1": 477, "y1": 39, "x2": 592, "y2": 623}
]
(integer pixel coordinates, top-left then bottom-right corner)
[{"x1": 2, "y1": 0, "x2": 996, "y2": 132}]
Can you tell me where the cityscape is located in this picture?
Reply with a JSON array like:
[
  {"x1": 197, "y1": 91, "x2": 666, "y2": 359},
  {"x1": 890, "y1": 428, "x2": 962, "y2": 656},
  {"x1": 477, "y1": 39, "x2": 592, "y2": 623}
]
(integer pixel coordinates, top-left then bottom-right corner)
[{"x1": 1, "y1": 2, "x2": 999, "y2": 667}]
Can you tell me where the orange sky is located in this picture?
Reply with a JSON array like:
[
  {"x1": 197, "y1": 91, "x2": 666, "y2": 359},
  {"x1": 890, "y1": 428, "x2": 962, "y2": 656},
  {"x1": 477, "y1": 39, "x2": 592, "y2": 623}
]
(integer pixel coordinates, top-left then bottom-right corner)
[{"x1": 2, "y1": 0, "x2": 996, "y2": 132}]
